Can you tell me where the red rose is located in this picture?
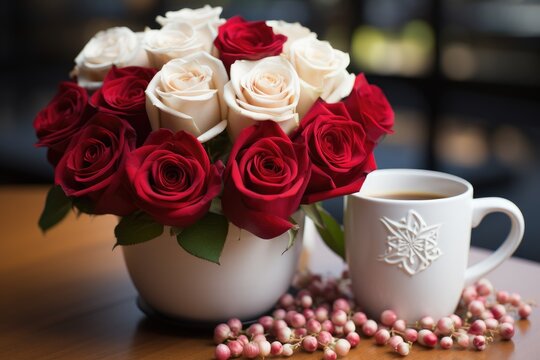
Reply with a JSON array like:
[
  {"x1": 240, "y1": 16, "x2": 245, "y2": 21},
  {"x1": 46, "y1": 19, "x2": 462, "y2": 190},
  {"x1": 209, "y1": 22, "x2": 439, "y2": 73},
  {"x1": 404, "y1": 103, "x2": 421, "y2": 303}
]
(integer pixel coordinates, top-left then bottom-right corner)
[
  {"x1": 55, "y1": 113, "x2": 137, "y2": 216},
  {"x1": 33, "y1": 81, "x2": 93, "y2": 165},
  {"x1": 222, "y1": 121, "x2": 310, "y2": 239},
  {"x1": 90, "y1": 66, "x2": 157, "y2": 145},
  {"x1": 125, "y1": 129, "x2": 223, "y2": 228},
  {"x1": 292, "y1": 100, "x2": 376, "y2": 204},
  {"x1": 343, "y1": 73, "x2": 394, "y2": 143},
  {"x1": 214, "y1": 16, "x2": 287, "y2": 71}
]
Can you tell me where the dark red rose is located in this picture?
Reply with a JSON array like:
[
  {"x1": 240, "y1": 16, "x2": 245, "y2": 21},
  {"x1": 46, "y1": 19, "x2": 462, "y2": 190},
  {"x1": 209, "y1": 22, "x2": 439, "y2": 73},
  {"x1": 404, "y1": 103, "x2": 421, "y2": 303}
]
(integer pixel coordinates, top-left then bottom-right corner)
[
  {"x1": 90, "y1": 66, "x2": 157, "y2": 145},
  {"x1": 34, "y1": 81, "x2": 93, "y2": 165},
  {"x1": 222, "y1": 121, "x2": 310, "y2": 239},
  {"x1": 125, "y1": 129, "x2": 223, "y2": 228},
  {"x1": 214, "y1": 16, "x2": 287, "y2": 71},
  {"x1": 292, "y1": 100, "x2": 376, "y2": 204},
  {"x1": 55, "y1": 113, "x2": 137, "y2": 216},
  {"x1": 343, "y1": 73, "x2": 394, "y2": 143}
]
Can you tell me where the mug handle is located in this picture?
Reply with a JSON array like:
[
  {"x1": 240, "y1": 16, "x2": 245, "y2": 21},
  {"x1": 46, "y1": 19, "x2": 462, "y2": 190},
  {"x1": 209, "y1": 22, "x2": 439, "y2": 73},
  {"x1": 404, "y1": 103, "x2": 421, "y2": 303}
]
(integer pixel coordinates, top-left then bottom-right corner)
[{"x1": 464, "y1": 198, "x2": 525, "y2": 285}]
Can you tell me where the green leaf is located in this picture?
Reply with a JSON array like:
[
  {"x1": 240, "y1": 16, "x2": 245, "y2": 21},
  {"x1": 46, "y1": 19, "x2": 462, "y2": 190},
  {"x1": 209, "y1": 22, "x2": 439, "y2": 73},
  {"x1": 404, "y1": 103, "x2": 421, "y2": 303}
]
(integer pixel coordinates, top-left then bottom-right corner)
[
  {"x1": 209, "y1": 197, "x2": 223, "y2": 215},
  {"x1": 114, "y1": 211, "x2": 164, "y2": 248},
  {"x1": 38, "y1": 185, "x2": 72, "y2": 233},
  {"x1": 203, "y1": 130, "x2": 232, "y2": 163},
  {"x1": 72, "y1": 197, "x2": 94, "y2": 215},
  {"x1": 302, "y1": 203, "x2": 345, "y2": 260},
  {"x1": 282, "y1": 217, "x2": 300, "y2": 255},
  {"x1": 177, "y1": 212, "x2": 229, "y2": 264}
]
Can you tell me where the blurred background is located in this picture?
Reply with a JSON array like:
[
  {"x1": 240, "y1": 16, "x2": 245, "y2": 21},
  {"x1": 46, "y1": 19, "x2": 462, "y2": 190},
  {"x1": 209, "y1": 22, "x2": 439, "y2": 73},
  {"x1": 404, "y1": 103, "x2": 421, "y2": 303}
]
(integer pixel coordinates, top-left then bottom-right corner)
[{"x1": 1, "y1": 0, "x2": 539, "y2": 261}]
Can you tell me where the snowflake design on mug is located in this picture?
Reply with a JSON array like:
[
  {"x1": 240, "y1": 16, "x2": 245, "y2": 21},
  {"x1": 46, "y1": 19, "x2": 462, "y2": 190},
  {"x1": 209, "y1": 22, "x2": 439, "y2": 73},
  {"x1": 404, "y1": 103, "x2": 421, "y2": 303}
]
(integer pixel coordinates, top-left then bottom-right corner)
[{"x1": 377, "y1": 210, "x2": 442, "y2": 276}]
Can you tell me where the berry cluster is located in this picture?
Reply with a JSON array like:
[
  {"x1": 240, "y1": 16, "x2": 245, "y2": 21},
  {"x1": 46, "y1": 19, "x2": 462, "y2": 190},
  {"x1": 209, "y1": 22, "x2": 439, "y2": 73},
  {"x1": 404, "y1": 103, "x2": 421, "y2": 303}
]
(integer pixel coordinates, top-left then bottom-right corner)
[{"x1": 213, "y1": 273, "x2": 533, "y2": 359}]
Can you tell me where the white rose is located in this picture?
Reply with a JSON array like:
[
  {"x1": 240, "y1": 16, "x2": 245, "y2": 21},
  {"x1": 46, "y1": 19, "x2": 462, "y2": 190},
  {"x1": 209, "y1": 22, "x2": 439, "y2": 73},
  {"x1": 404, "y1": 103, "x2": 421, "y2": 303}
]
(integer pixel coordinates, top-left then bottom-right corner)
[
  {"x1": 145, "y1": 52, "x2": 228, "y2": 143},
  {"x1": 266, "y1": 20, "x2": 316, "y2": 56},
  {"x1": 73, "y1": 27, "x2": 149, "y2": 90},
  {"x1": 289, "y1": 37, "x2": 355, "y2": 118},
  {"x1": 156, "y1": 5, "x2": 223, "y2": 28},
  {"x1": 144, "y1": 22, "x2": 217, "y2": 69},
  {"x1": 224, "y1": 56, "x2": 301, "y2": 140}
]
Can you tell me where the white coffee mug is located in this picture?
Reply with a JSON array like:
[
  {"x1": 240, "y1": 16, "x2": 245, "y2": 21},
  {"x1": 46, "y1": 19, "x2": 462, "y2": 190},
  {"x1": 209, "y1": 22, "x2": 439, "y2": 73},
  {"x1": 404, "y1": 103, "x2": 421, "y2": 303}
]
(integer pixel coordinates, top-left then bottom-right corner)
[{"x1": 344, "y1": 169, "x2": 524, "y2": 322}]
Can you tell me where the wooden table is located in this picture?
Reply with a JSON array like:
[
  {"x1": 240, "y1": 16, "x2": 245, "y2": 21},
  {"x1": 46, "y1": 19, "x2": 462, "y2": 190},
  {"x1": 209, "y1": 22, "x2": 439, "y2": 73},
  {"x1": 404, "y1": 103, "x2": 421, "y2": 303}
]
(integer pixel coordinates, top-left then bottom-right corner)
[{"x1": 0, "y1": 186, "x2": 538, "y2": 359}]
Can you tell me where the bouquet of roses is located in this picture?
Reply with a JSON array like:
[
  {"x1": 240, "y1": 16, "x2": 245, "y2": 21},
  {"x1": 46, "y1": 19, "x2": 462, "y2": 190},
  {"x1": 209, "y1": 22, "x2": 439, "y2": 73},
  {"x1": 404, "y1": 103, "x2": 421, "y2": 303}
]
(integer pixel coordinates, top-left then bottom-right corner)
[{"x1": 34, "y1": 5, "x2": 394, "y2": 263}]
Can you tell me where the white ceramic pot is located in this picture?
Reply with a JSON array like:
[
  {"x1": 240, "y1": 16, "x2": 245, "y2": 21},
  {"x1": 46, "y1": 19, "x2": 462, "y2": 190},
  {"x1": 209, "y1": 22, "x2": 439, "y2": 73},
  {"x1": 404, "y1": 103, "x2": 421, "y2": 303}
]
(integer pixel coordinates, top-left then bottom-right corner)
[{"x1": 122, "y1": 213, "x2": 304, "y2": 322}]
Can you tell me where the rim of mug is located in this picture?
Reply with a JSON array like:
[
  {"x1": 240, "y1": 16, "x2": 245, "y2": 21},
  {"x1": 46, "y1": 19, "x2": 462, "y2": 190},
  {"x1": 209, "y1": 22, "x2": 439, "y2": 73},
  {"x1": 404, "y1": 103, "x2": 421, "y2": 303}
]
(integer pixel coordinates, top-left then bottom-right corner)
[{"x1": 350, "y1": 168, "x2": 473, "y2": 203}]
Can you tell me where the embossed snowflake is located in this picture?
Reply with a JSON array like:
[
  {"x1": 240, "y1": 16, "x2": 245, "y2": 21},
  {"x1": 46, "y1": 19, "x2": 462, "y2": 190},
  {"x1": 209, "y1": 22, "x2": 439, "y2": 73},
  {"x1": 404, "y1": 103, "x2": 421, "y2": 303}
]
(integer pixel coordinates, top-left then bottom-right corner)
[{"x1": 377, "y1": 210, "x2": 442, "y2": 276}]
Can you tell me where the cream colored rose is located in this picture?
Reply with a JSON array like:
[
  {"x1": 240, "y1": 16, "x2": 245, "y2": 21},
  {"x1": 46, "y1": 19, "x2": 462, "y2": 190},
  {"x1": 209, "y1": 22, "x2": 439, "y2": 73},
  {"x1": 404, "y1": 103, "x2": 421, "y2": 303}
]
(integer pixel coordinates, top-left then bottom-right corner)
[
  {"x1": 144, "y1": 22, "x2": 217, "y2": 69},
  {"x1": 266, "y1": 20, "x2": 316, "y2": 56},
  {"x1": 146, "y1": 52, "x2": 228, "y2": 143},
  {"x1": 289, "y1": 37, "x2": 355, "y2": 118},
  {"x1": 156, "y1": 5, "x2": 223, "y2": 28},
  {"x1": 224, "y1": 56, "x2": 301, "y2": 140},
  {"x1": 73, "y1": 27, "x2": 149, "y2": 90}
]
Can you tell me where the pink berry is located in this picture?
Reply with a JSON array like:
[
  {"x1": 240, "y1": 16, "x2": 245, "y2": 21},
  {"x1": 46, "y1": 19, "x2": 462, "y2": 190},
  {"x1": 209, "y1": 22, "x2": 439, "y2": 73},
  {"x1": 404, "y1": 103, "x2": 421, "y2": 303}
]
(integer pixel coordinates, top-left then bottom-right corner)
[
  {"x1": 333, "y1": 298, "x2": 351, "y2": 312},
  {"x1": 242, "y1": 342, "x2": 260, "y2": 358},
  {"x1": 395, "y1": 342, "x2": 410, "y2": 356},
  {"x1": 334, "y1": 338, "x2": 351, "y2": 357},
  {"x1": 485, "y1": 318, "x2": 499, "y2": 330},
  {"x1": 500, "y1": 315, "x2": 515, "y2": 324},
  {"x1": 252, "y1": 334, "x2": 266, "y2": 344},
  {"x1": 302, "y1": 335, "x2": 318, "y2": 353},
  {"x1": 246, "y1": 323, "x2": 264, "y2": 337},
  {"x1": 293, "y1": 328, "x2": 307, "y2": 338},
  {"x1": 276, "y1": 326, "x2": 292, "y2": 343},
  {"x1": 473, "y1": 335, "x2": 486, "y2": 351},
  {"x1": 333, "y1": 325, "x2": 344, "y2": 337},
  {"x1": 346, "y1": 332, "x2": 361, "y2": 348},
  {"x1": 279, "y1": 293, "x2": 295, "y2": 308},
  {"x1": 215, "y1": 343, "x2": 231, "y2": 360},
  {"x1": 404, "y1": 328, "x2": 418, "y2": 342},
  {"x1": 272, "y1": 319, "x2": 287, "y2": 332},
  {"x1": 469, "y1": 319, "x2": 487, "y2": 335},
  {"x1": 510, "y1": 293, "x2": 521, "y2": 307},
  {"x1": 456, "y1": 333, "x2": 469, "y2": 348},
  {"x1": 270, "y1": 341, "x2": 283, "y2": 356},
  {"x1": 462, "y1": 286, "x2": 478, "y2": 304},
  {"x1": 321, "y1": 319, "x2": 334, "y2": 333},
  {"x1": 374, "y1": 329, "x2": 391, "y2": 345},
  {"x1": 362, "y1": 319, "x2": 378, "y2": 337},
  {"x1": 258, "y1": 340, "x2": 271, "y2": 357},
  {"x1": 499, "y1": 322, "x2": 515, "y2": 340},
  {"x1": 227, "y1": 340, "x2": 243, "y2": 358},
  {"x1": 331, "y1": 310, "x2": 347, "y2": 326},
  {"x1": 303, "y1": 308, "x2": 315, "y2": 320},
  {"x1": 393, "y1": 319, "x2": 406, "y2": 332},
  {"x1": 214, "y1": 323, "x2": 231, "y2": 344},
  {"x1": 380, "y1": 310, "x2": 398, "y2": 327},
  {"x1": 317, "y1": 331, "x2": 333, "y2": 347},
  {"x1": 323, "y1": 348, "x2": 337, "y2": 360},
  {"x1": 227, "y1": 318, "x2": 242, "y2": 335},
  {"x1": 449, "y1": 314, "x2": 462, "y2": 329},
  {"x1": 273, "y1": 308, "x2": 286, "y2": 320},
  {"x1": 518, "y1": 303, "x2": 532, "y2": 319},
  {"x1": 496, "y1": 290, "x2": 510, "y2": 304},
  {"x1": 343, "y1": 320, "x2": 356, "y2": 334},
  {"x1": 468, "y1": 300, "x2": 485, "y2": 317},
  {"x1": 352, "y1": 312, "x2": 367, "y2": 326},
  {"x1": 291, "y1": 313, "x2": 306, "y2": 329},
  {"x1": 315, "y1": 307, "x2": 329, "y2": 322},
  {"x1": 388, "y1": 335, "x2": 404, "y2": 350},
  {"x1": 476, "y1": 278, "x2": 493, "y2": 296},
  {"x1": 418, "y1": 329, "x2": 437, "y2": 347},
  {"x1": 300, "y1": 295, "x2": 313, "y2": 308},
  {"x1": 306, "y1": 319, "x2": 322, "y2": 334},
  {"x1": 419, "y1": 316, "x2": 435, "y2": 329},
  {"x1": 281, "y1": 343, "x2": 294, "y2": 357},
  {"x1": 490, "y1": 304, "x2": 506, "y2": 319},
  {"x1": 237, "y1": 335, "x2": 249, "y2": 346},
  {"x1": 258, "y1": 315, "x2": 274, "y2": 331},
  {"x1": 440, "y1": 336, "x2": 453, "y2": 349},
  {"x1": 436, "y1": 317, "x2": 454, "y2": 335}
]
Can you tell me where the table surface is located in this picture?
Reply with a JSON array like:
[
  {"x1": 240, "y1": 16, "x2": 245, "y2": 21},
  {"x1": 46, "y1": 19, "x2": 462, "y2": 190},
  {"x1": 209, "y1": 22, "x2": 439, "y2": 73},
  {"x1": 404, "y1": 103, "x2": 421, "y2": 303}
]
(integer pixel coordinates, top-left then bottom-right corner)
[{"x1": 1, "y1": 186, "x2": 539, "y2": 360}]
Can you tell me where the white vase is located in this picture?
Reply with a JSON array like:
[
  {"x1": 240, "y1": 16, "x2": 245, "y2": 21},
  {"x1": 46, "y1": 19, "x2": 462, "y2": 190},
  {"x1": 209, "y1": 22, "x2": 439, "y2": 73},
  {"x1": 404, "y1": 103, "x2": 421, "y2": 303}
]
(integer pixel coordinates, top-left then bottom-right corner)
[{"x1": 122, "y1": 213, "x2": 304, "y2": 322}]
